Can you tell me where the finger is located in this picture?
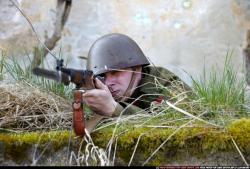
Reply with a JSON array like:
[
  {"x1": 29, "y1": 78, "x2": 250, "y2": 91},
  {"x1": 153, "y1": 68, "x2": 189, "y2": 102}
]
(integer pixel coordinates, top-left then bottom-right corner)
[
  {"x1": 84, "y1": 97, "x2": 97, "y2": 106},
  {"x1": 95, "y1": 77, "x2": 107, "y2": 90},
  {"x1": 84, "y1": 97, "x2": 97, "y2": 105},
  {"x1": 85, "y1": 101, "x2": 101, "y2": 111},
  {"x1": 82, "y1": 89, "x2": 98, "y2": 97}
]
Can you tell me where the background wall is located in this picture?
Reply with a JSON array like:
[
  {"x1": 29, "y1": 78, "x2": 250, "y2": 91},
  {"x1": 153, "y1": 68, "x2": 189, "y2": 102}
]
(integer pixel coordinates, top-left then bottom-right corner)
[{"x1": 0, "y1": 0, "x2": 250, "y2": 86}]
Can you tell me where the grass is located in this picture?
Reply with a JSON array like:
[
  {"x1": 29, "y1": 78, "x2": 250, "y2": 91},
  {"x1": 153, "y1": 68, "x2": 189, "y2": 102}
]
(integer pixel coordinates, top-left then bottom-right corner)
[
  {"x1": 0, "y1": 51, "x2": 5, "y2": 81},
  {"x1": 0, "y1": 50, "x2": 249, "y2": 166},
  {"x1": 0, "y1": 50, "x2": 109, "y2": 166},
  {"x1": 0, "y1": 51, "x2": 73, "y2": 99},
  {"x1": 191, "y1": 51, "x2": 249, "y2": 122},
  {"x1": 89, "y1": 50, "x2": 250, "y2": 165}
]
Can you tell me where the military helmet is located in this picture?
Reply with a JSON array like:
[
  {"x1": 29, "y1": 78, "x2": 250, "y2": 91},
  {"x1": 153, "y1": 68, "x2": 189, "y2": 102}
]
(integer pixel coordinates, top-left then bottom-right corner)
[{"x1": 87, "y1": 33, "x2": 150, "y2": 75}]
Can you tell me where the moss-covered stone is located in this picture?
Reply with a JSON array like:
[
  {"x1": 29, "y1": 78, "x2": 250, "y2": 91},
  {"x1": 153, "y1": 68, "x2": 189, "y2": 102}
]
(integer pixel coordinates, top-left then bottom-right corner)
[
  {"x1": 0, "y1": 130, "x2": 73, "y2": 149},
  {"x1": 228, "y1": 118, "x2": 250, "y2": 152},
  {"x1": 0, "y1": 118, "x2": 249, "y2": 166},
  {"x1": 91, "y1": 118, "x2": 250, "y2": 165},
  {"x1": 0, "y1": 130, "x2": 80, "y2": 165}
]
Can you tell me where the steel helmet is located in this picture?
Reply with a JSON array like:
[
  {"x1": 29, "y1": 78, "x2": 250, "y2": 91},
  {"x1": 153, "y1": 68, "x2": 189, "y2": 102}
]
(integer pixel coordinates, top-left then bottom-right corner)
[{"x1": 87, "y1": 33, "x2": 150, "y2": 75}]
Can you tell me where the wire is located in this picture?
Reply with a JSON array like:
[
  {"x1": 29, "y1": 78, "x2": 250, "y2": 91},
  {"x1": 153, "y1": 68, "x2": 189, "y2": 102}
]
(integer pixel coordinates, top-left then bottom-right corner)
[{"x1": 9, "y1": 0, "x2": 58, "y2": 61}]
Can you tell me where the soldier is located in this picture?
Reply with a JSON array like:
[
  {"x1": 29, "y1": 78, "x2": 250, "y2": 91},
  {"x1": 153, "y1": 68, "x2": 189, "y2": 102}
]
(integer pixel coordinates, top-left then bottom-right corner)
[{"x1": 83, "y1": 33, "x2": 191, "y2": 120}]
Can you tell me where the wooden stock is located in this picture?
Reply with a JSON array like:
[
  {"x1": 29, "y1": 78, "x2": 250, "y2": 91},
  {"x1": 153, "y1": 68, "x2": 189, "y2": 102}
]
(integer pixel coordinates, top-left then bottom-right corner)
[{"x1": 72, "y1": 76, "x2": 105, "y2": 137}]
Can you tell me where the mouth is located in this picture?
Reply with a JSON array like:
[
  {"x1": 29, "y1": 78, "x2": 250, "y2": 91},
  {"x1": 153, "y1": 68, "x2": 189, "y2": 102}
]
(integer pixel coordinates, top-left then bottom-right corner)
[
  {"x1": 111, "y1": 90, "x2": 119, "y2": 96},
  {"x1": 108, "y1": 86, "x2": 120, "y2": 97}
]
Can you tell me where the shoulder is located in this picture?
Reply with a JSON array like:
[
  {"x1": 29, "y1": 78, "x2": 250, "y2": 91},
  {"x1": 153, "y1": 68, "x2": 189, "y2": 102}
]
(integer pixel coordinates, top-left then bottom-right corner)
[
  {"x1": 143, "y1": 66, "x2": 178, "y2": 80},
  {"x1": 139, "y1": 65, "x2": 178, "y2": 92},
  {"x1": 142, "y1": 65, "x2": 192, "y2": 90}
]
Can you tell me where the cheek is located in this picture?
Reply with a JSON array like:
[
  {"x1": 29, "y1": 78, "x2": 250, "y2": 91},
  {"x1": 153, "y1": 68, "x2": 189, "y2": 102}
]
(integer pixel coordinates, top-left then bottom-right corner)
[
  {"x1": 105, "y1": 71, "x2": 132, "y2": 90},
  {"x1": 116, "y1": 74, "x2": 132, "y2": 88}
]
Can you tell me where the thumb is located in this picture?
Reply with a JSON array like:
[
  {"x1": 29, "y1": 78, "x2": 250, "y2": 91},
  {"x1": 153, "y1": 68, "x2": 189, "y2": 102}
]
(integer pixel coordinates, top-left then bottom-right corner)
[{"x1": 95, "y1": 77, "x2": 107, "y2": 90}]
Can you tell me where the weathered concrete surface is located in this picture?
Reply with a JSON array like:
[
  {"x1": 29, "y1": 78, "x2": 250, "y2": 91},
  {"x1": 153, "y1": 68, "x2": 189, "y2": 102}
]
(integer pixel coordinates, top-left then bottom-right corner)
[
  {"x1": 0, "y1": 0, "x2": 250, "y2": 83},
  {"x1": 0, "y1": 145, "x2": 248, "y2": 166},
  {"x1": 0, "y1": 0, "x2": 56, "y2": 56}
]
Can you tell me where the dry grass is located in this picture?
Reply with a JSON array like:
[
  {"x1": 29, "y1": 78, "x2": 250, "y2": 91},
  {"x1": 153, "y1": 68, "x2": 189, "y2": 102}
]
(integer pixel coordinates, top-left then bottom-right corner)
[
  {"x1": 0, "y1": 81, "x2": 72, "y2": 132},
  {"x1": 0, "y1": 81, "x2": 110, "y2": 166},
  {"x1": 68, "y1": 129, "x2": 110, "y2": 166},
  {"x1": 0, "y1": 57, "x2": 249, "y2": 166}
]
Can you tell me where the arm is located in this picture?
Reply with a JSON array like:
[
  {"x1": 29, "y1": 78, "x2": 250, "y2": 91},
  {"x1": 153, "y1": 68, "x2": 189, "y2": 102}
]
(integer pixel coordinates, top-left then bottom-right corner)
[
  {"x1": 82, "y1": 78, "x2": 147, "y2": 117},
  {"x1": 111, "y1": 102, "x2": 147, "y2": 117}
]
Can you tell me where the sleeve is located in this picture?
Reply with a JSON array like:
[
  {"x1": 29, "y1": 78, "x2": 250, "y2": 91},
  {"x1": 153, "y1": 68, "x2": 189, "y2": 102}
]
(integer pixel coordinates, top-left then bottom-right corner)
[{"x1": 111, "y1": 102, "x2": 147, "y2": 117}]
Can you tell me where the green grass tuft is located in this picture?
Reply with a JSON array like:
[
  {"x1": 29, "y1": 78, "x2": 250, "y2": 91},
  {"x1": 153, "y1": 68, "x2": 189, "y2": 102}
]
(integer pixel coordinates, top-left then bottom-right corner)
[{"x1": 191, "y1": 51, "x2": 248, "y2": 118}]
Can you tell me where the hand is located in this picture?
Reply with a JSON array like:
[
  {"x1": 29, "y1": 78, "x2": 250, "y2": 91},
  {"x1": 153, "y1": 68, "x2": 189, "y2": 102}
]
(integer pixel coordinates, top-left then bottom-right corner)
[{"x1": 82, "y1": 78, "x2": 117, "y2": 116}]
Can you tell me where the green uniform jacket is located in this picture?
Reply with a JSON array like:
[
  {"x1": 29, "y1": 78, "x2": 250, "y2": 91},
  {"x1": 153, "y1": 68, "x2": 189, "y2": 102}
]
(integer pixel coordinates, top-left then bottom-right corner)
[{"x1": 112, "y1": 66, "x2": 191, "y2": 117}]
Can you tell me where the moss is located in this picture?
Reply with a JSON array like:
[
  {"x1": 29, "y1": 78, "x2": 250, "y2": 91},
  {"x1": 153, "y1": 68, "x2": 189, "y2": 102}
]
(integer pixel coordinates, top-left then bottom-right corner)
[
  {"x1": 0, "y1": 118, "x2": 249, "y2": 165},
  {"x1": 0, "y1": 130, "x2": 73, "y2": 147},
  {"x1": 227, "y1": 118, "x2": 250, "y2": 153},
  {"x1": 91, "y1": 118, "x2": 250, "y2": 165},
  {"x1": 0, "y1": 130, "x2": 76, "y2": 161}
]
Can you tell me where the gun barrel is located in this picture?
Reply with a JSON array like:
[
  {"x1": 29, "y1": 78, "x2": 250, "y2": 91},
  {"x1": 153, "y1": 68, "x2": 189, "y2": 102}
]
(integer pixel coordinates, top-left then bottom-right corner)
[{"x1": 32, "y1": 67, "x2": 70, "y2": 85}]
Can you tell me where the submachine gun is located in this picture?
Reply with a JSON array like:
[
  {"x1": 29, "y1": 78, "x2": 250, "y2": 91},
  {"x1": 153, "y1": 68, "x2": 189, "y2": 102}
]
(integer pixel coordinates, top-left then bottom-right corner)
[{"x1": 32, "y1": 59, "x2": 103, "y2": 137}]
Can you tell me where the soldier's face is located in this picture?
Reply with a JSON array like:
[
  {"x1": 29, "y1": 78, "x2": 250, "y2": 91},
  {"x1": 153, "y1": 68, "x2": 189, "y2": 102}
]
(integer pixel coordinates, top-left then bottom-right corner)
[{"x1": 104, "y1": 67, "x2": 142, "y2": 101}]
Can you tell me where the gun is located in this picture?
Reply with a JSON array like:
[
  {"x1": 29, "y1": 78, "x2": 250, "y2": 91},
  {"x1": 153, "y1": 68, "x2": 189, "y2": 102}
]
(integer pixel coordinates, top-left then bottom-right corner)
[{"x1": 32, "y1": 59, "x2": 103, "y2": 137}]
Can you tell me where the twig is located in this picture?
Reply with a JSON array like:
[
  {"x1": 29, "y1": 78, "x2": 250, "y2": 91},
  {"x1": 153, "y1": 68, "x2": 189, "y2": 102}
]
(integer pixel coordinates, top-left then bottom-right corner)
[
  {"x1": 166, "y1": 100, "x2": 222, "y2": 128},
  {"x1": 142, "y1": 111, "x2": 209, "y2": 165},
  {"x1": 230, "y1": 136, "x2": 249, "y2": 166},
  {"x1": 106, "y1": 93, "x2": 164, "y2": 162},
  {"x1": 128, "y1": 133, "x2": 145, "y2": 166}
]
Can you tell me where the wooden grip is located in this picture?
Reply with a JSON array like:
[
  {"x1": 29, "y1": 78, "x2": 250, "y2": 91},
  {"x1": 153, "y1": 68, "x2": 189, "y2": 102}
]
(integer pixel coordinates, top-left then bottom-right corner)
[{"x1": 72, "y1": 90, "x2": 85, "y2": 137}]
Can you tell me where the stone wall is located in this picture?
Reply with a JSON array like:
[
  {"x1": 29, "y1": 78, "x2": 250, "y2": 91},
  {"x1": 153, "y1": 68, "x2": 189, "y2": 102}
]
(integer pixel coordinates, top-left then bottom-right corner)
[{"x1": 0, "y1": 0, "x2": 250, "y2": 85}]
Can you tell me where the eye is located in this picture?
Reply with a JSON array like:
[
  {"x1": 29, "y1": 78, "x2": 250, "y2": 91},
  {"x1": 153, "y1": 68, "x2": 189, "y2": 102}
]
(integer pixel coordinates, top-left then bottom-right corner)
[
  {"x1": 99, "y1": 73, "x2": 104, "y2": 77},
  {"x1": 110, "y1": 71, "x2": 117, "y2": 75}
]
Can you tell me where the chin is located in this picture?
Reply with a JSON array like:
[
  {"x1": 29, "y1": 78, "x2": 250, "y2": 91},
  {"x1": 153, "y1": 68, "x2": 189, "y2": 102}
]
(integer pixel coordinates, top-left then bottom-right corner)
[{"x1": 113, "y1": 94, "x2": 124, "y2": 102}]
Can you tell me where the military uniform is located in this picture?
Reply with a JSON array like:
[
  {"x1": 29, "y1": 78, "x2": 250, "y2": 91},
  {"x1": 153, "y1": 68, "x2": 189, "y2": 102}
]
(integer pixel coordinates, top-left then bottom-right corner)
[
  {"x1": 112, "y1": 66, "x2": 191, "y2": 117},
  {"x1": 85, "y1": 33, "x2": 191, "y2": 133}
]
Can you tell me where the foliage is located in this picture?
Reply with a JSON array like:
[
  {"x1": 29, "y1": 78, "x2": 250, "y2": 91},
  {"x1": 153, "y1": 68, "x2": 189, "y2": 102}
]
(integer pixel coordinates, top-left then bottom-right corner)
[
  {"x1": 0, "y1": 50, "x2": 249, "y2": 166},
  {"x1": 0, "y1": 50, "x2": 73, "y2": 99},
  {"x1": 91, "y1": 118, "x2": 250, "y2": 165},
  {"x1": 191, "y1": 51, "x2": 249, "y2": 124},
  {"x1": 0, "y1": 119, "x2": 249, "y2": 166}
]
